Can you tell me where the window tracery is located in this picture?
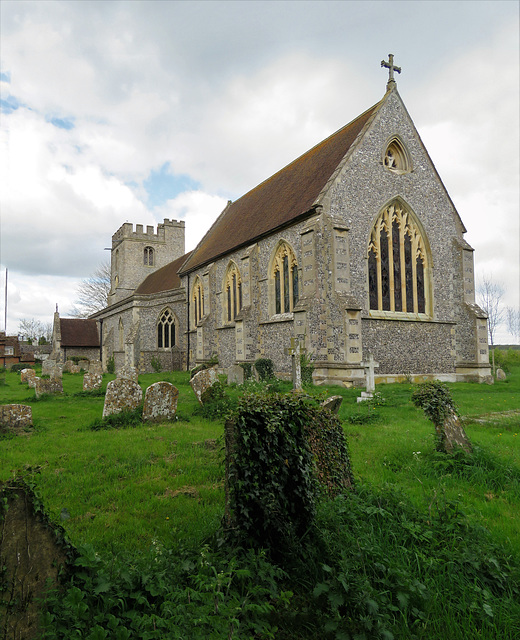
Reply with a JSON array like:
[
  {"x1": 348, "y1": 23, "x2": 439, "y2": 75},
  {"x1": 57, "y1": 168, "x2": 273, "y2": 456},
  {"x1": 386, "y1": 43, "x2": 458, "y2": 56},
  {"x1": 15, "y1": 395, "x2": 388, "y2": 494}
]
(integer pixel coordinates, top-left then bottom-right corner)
[
  {"x1": 144, "y1": 246, "x2": 154, "y2": 266},
  {"x1": 367, "y1": 201, "x2": 430, "y2": 316},
  {"x1": 192, "y1": 277, "x2": 205, "y2": 327},
  {"x1": 224, "y1": 262, "x2": 242, "y2": 322},
  {"x1": 157, "y1": 308, "x2": 176, "y2": 348},
  {"x1": 271, "y1": 242, "x2": 299, "y2": 314}
]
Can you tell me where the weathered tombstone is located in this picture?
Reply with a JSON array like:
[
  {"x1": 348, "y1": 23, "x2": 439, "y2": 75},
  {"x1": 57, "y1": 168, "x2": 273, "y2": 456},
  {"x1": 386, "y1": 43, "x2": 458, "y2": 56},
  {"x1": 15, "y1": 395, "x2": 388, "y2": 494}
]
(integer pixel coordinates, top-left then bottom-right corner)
[
  {"x1": 63, "y1": 360, "x2": 81, "y2": 374},
  {"x1": 83, "y1": 372, "x2": 103, "y2": 391},
  {"x1": 496, "y1": 368, "x2": 506, "y2": 380},
  {"x1": 117, "y1": 365, "x2": 139, "y2": 383},
  {"x1": 89, "y1": 359, "x2": 103, "y2": 375},
  {"x1": 27, "y1": 374, "x2": 38, "y2": 389},
  {"x1": 321, "y1": 395, "x2": 343, "y2": 414},
  {"x1": 42, "y1": 359, "x2": 56, "y2": 376},
  {"x1": 190, "y1": 367, "x2": 218, "y2": 404},
  {"x1": 0, "y1": 405, "x2": 33, "y2": 433},
  {"x1": 357, "y1": 352, "x2": 379, "y2": 402},
  {"x1": 103, "y1": 378, "x2": 143, "y2": 418},
  {"x1": 227, "y1": 364, "x2": 244, "y2": 385},
  {"x1": 21, "y1": 368, "x2": 35, "y2": 385},
  {"x1": 35, "y1": 377, "x2": 63, "y2": 398},
  {"x1": 79, "y1": 359, "x2": 89, "y2": 371},
  {"x1": 439, "y1": 409, "x2": 472, "y2": 454},
  {"x1": 49, "y1": 363, "x2": 63, "y2": 379},
  {"x1": 142, "y1": 382, "x2": 179, "y2": 422},
  {"x1": 284, "y1": 337, "x2": 306, "y2": 391}
]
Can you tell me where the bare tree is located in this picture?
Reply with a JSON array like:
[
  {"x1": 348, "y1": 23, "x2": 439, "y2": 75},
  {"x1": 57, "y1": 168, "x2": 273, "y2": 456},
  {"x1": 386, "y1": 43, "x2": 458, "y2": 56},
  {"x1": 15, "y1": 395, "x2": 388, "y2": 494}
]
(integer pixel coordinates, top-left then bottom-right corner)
[
  {"x1": 18, "y1": 318, "x2": 52, "y2": 343},
  {"x1": 477, "y1": 275, "x2": 505, "y2": 374},
  {"x1": 506, "y1": 307, "x2": 520, "y2": 342},
  {"x1": 70, "y1": 261, "x2": 111, "y2": 318}
]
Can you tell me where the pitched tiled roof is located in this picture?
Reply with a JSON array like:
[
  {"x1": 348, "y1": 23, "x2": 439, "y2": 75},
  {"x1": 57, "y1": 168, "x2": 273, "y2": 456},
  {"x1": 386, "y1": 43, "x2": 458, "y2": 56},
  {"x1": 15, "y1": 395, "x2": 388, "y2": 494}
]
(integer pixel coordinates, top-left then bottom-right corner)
[
  {"x1": 135, "y1": 252, "x2": 192, "y2": 296},
  {"x1": 60, "y1": 319, "x2": 100, "y2": 347},
  {"x1": 180, "y1": 101, "x2": 381, "y2": 274}
]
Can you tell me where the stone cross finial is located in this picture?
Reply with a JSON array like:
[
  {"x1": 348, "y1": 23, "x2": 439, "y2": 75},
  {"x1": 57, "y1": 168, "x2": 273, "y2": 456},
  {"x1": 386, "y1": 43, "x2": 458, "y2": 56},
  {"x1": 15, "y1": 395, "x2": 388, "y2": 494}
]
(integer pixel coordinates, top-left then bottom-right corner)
[
  {"x1": 284, "y1": 337, "x2": 306, "y2": 391},
  {"x1": 381, "y1": 53, "x2": 401, "y2": 89},
  {"x1": 361, "y1": 352, "x2": 379, "y2": 394}
]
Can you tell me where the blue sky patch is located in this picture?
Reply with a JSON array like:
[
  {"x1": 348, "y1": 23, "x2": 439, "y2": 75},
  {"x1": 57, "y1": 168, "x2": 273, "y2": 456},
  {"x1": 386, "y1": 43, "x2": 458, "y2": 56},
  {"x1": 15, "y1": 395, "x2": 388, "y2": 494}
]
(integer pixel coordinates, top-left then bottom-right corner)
[
  {"x1": 144, "y1": 163, "x2": 200, "y2": 208},
  {"x1": 48, "y1": 116, "x2": 75, "y2": 130},
  {"x1": 0, "y1": 71, "x2": 11, "y2": 82},
  {"x1": 0, "y1": 95, "x2": 20, "y2": 113}
]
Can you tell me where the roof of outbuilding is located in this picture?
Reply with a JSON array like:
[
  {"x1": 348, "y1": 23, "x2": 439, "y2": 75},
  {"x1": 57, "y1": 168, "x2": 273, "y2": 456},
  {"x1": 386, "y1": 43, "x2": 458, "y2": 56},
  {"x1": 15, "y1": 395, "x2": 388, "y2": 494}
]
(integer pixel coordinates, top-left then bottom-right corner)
[
  {"x1": 135, "y1": 251, "x2": 192, "y2": 296},
  {"x1": 179, "y1": 100, "x2": 381, "y2": 274},
  {"x1": 59, "y1": 319, "x2": 100, "y2": 347}
]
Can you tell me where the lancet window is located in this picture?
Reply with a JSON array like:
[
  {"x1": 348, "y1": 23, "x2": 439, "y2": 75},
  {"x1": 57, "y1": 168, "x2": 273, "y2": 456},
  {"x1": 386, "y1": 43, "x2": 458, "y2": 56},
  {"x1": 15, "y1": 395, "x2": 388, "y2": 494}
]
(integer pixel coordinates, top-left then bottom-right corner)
[
  {"x1": 157, "y1": 308, "x2": 176, "y2": 348},
  {"x1": 224, "y1": 262, "x2": 242, "y2": 322},
  {"x1": 272, "y1": 241, "x2": 299, "y2": 314},
  {"x1": 144, "y1": 246, "x2": 155, "y2": 266},
  {"x1": 367, "y1": 201, "x2": 430, "y2": 316},
  {"x1": 383, "y1": 137, "x2": 411, "y2": 174},
  {"x1": 192, "y1": 277, "x2": 205, "y2": 327}
]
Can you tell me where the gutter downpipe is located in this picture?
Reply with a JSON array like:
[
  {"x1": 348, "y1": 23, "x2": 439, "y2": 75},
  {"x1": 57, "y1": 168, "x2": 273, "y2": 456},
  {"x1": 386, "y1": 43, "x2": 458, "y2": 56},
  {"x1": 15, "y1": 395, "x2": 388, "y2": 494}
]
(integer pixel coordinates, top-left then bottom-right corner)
[{"x1": 186, "y1": 273, "x2": 190, "y2": 372}]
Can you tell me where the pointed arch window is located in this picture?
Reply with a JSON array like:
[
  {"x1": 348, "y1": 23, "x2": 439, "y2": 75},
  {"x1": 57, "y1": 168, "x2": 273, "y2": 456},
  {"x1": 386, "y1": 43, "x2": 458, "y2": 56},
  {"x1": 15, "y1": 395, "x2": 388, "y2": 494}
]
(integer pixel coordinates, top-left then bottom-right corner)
[
  {"x1": 367, "y1": 201, "x2": 430, "y2": 316},
  {"x1": 383, "y1": 136, "x2": 411, "y2": 174},
  {"x1": 224, "y1": 262, "x2": 242, "y2": 322},
  {"x1": 157, "y1": 308, "x2": 176, "y2": 348},
  {"x1": 144, "y1": 246, "x2": 155, "y2": 266},
  {"x1": 192, "y1": 277, "x2": 205, "y2": 327},
  {"x1": 118, "y1": 318, "x2": 124, "y2": 351},
  {"x1": 272, "y1": 241, "x2": 299, "y2": 315}
]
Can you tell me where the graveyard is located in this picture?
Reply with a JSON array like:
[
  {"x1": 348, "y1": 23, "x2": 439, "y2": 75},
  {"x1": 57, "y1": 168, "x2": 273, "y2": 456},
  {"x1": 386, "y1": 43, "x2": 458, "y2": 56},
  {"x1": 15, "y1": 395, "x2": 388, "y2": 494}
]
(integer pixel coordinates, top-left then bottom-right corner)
[{"x1": 0, "y1": 353, "x2": 519, "y2": 639}]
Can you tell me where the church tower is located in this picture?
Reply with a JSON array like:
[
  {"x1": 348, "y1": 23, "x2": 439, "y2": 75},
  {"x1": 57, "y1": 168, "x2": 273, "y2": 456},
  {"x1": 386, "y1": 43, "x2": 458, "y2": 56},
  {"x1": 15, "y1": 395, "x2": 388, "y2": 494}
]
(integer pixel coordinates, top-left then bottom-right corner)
[{"x1": 108, "y1": 218, "x2": 185, "y2": 305}]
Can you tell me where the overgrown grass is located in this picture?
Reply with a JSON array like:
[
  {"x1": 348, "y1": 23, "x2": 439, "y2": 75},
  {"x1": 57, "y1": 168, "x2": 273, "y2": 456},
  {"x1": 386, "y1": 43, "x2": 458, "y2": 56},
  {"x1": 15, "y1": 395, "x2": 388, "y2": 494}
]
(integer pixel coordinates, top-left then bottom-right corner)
[{"x1": 1, "y1": 361, "x2": 519, "y2": 638}]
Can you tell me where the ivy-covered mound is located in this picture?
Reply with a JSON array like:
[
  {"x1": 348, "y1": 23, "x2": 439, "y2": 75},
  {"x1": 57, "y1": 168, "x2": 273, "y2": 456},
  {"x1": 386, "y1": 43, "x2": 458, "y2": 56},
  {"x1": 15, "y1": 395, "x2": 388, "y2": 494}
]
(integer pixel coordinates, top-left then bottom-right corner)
[{"x1": 224, "y1": 392, "x2": 354, "y2": 554}]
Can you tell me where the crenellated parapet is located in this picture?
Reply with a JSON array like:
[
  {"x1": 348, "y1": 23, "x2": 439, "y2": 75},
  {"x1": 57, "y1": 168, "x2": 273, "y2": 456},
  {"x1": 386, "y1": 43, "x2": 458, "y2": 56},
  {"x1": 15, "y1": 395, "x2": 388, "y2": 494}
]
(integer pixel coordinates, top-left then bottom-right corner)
[{"x1": 112, "y1": 219, "x2": 185, "y2": 247}]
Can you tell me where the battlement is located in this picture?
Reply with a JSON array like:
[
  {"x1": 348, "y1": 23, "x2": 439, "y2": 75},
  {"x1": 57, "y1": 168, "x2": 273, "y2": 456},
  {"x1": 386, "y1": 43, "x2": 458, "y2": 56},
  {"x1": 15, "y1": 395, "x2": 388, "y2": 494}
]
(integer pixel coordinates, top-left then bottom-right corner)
[{"x1": 112, "y1": 219, "x2": 185, "y2": 246}]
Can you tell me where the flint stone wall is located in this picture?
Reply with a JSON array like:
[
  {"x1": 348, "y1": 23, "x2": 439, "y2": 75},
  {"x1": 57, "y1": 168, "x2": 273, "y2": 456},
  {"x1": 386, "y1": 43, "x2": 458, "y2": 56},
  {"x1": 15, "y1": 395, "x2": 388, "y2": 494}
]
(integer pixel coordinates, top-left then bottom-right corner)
[
  {"x1": 142, "y1": 382, "x2": 179, "y2": 422},
  {"x1": 0, "y1": 405, "x2": 33, "y2": 432},
  {"x1": 190, "y1": 367, "x2": 218, "y2": 404},
  {"x1": 83, "y1": 372, "x2": 103, "y2": 391},
  {"x1": 103, "y1": 378, "x2": 143, "y2": 418}
]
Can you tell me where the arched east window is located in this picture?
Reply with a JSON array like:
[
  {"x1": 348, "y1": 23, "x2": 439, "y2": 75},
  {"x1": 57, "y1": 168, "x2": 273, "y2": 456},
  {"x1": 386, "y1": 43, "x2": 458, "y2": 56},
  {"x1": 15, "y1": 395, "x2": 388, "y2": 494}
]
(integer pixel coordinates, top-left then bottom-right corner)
[
  {"x1": 224, "y1": 262, "x2": 242, "y2": 322},
  {"x1": 271, "y1": 241, "x2": 299, "y2": 315},
  {"x1": 367, "y1": 201, "x2": 430, "y2": 316},
  {"x1": 192, "y1": 277, "x2": 205, "y2": 327},
  {"x1": 383, "y1": 136, "x2": 412, "y2": 175},
  {"x1": 157, "y1": 308, "x2": 176, "y2": 348},
  {"x1": 144, "y1": 246, "x2": 155, "y2": 266}
]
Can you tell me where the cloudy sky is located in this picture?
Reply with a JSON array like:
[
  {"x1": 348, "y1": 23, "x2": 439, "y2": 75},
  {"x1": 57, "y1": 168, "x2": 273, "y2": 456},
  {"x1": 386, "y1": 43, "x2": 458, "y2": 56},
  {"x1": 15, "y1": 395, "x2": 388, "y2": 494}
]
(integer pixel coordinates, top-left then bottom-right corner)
[{"x1": 1, "y1": 0, "x2": 518, "y2": 342}]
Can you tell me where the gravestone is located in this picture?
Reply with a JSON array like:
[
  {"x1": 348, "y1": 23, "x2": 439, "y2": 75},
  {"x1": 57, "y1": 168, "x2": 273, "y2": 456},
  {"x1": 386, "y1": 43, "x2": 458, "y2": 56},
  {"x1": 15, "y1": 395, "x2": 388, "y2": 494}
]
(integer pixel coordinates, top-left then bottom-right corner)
[
  {"x1": 21, "y1": 369, "x2": 36, "y2": 385},
  {"x1": 0, "y1": 405, "x2": 33, "y2": 433},
  {"x1": 63, "y1": 361, "x2": 75, "y2": 373},
  {"x1": 142, "y1": 382, "x2": 179, "y2": 422},
  {"x1": 117, "y1": 365, "x2": 139, "y2": 383},
  {"x1": 321, "y1": 395, "x2": 343, "y2": 414},
  {"x1": 227, "y1": 364, "x2": 244, "y2": 385},
  {"x1": 190, "y1": 367, "x2": 218, "y2": 404},
  {"x1": 79, "y1": 359, "x2": 89, "y2": 371},
  {"x1": 42, "y1": 359, "x2": 56, "y2": 376},
  {"x1": 496, "y1": 368, "x2": 506, "y2": 380},
  {"x1": 83, "y1": 372, "x2": 103, "y2": 391},
  {"x1": 89, "y1": 359, "x2": 103, "y2": 375},
  {"x1": 103, "y1": 378, "x2": 143, "y2": 418},
  {"x1": 438, "y1": 409, "x2": 472, "y2": 454},
  {"x1": 284, "y1": 337, "x2": 306, "y2": 391},
  {"x1": 357, "y1": 352, "x2": 379, "y2": 402},
  {"x1": 35, "y1": 377, "x2": 63, "y2": 398},
  {"x1": 27, "y1": 373, "x2": 37, "y2": 389}
]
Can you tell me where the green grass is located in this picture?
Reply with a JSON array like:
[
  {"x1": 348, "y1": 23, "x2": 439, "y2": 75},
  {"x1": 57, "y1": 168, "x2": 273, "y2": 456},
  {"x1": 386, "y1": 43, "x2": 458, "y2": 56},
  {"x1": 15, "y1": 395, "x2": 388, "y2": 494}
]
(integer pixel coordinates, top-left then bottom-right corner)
[{"x1": 1, "y1": 362, "x2": 519, "y2": 638}]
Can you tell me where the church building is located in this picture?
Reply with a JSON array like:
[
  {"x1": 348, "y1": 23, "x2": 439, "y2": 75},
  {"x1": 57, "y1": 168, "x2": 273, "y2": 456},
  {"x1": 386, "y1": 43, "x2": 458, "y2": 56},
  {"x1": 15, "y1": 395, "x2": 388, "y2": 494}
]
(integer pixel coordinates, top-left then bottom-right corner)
[{"x1": 91, "y1": 57, "x2": 491, "y2": 385}]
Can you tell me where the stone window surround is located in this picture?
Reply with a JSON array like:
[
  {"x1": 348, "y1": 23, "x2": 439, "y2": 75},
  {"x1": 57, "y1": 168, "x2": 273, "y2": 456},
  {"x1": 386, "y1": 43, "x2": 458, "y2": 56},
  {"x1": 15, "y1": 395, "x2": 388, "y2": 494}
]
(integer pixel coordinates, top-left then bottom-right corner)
[
  {"x1": 222, "y1": 261, "x2": 242, "y2": 324},
  {"x1": 157, "y1": 307, "x2": 177, "y2": 349},
  {"x1": 192, "y1": 277, "x2": 205, "y2": 328},
  {"x1": 382, "y1": 135, "x2": 412, "y2": 175},
  {"x1": 144, "y1": 246, "x2": 155, "y2": 266},
  {"x1": 268, "y1": 240, "x2": 300, "y2": 316},
  {"x1": 367, "y1": 198, "x2": 433, "y2": 319}
]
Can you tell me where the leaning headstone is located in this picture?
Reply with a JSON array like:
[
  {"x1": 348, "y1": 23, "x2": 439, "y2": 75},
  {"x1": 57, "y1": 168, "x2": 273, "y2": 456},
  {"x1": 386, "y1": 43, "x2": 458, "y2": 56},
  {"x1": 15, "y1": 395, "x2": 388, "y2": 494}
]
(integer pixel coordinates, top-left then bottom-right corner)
[
  {"x1": 21, "y1": 369, "x2": 36, "y2": 385},
  {"x1": 439, "y1": 409, "x2": 472, "y2": 454},
  {"x1": 83, "y1": 372, "x2": 103, "y2": 391},
  {"x1": 0, "y1": 405, "x2": 33, "y2": 433},
  {"x1": 117, "y1": 365, "x2": 139, "y2": 383},
  {"x1": 227, "y1": 364, "x2": 244, "y2": 385},
  {"x1": 190, "y1": 367, "x2": 218, "y2": 405},
  {"x1": 103, "y1": 378, "x2": 143, "y2": 418},
  {"x1": 89, "y1": 359, "x2": 103, "y2": 375},
  {"x1": 35, "y1": 377, "x2": 63, "y2": 398},
  {"x1": 142, "y1": 382, "x2": 179, "y2": 422},
  {"x1": 321, "y1": 395, "x2": 343, "y2": 414},
  {"x1": 496, "y1": 368, "x2": 506, "y2": 380}
]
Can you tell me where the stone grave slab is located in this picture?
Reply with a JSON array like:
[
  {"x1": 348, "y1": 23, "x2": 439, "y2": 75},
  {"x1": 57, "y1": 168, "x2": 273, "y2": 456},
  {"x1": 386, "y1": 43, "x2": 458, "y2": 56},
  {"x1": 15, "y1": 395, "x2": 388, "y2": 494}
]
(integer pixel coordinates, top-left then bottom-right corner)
[
  {"x1": 21, "y1": 369, "x2": 36, "y2": 385},
  {"x1": 89, "y1": 360, "x2": 103, "y2": 375},
  {"x1": 83, "y1": 372, "x2": 103, "y2": 391},
  {"x1": 143, "y1": 382, "x2": 179, "y2": 422},
  {"x1": 321, "y1": 395, "x2": 343, "y2": 414},
  {"x1": 117, "y1": 365, "x2": 139, "y2": 383},
  {"x1": 496, "y1": 368, "x2": 506, "y2": 380},
  {"x1": 190, "y1": 367, "x2": 218, "y2": 405},
  {"x1": 227, "y1": 364, "x2": 244, "y2": 385},
  {"x1": 0, "y1": 405, "x2": 33, "y2": 433},
  {"x1": 103, "y1": 378, "x2": 143, "y2": 418},
  {"x1": 35, "y1": 377, "x2": 63, "y2": 398}
]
